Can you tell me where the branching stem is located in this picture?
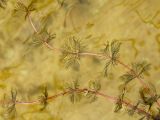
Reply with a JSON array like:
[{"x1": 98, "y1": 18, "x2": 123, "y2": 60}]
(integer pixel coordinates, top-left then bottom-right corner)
[
  {"x1": 1, "y1": 88, "x2": 151, "y2": 118},
  {"x1": 27, "y1": 14, "x2": 160, "y2": 108}
]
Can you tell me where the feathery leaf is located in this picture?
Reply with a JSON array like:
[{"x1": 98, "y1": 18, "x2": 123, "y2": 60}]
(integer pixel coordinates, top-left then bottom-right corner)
[
  {"x1": 102, "y1": 40, "x2": 121, "y2": 76},
  {"x1": 31, "y1": 29, "x2": 55, "y2": 47},
  {"x1": 110, "y1": 40, "x2": 121, "y2": 64},
  {"x1": 139, "y1": 86, "x2": 160, "y2": 111},
  {"x1": 3, "y1": 89, "x2": 17, "y2": 119},
  {"x1": 66, "y1": 80, "x2": 82, "y2": 103},
  {"x1": 120, "y1": 61, "x2": 151, "y2": 85},
  {"x1": 127, "y1": 101, "x2": 140, "y2": 116},
  {"x1": 39, "y1": 86, "x2": 48, "y2": 110},
  {"x1": 13, "y1": 0, "x2": 36, "y2": 19},
  {"x1": 85, "y1": 91, "x2": 97, "y2": 103},
  {"x1": 85, "y1": 80, "x2": 101, "y2": 103},
  {"x1": 114, "y1": 85, "x2": 126, "y2": 112},
  {"x1": 61, "y1": 36, "x2": 85, "y2": 70},
  {"x1": 89, "y1": 80, "x2": 101, "y2": 91}
]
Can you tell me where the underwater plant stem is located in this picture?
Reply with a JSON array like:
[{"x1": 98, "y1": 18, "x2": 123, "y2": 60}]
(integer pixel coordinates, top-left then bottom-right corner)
[
  {"x1": 13, "y1": 88, "x2": 151, "y2": 118},
  {"x1": 27, "y1": 14, "x2": 160, "y2": 108},
  {"x1": 27, "y1": 15, "x2": 125, "y2": 74},
  {"x1": 28, "y1": 15, "x2": 38, "y2": 33},
  {"x1": 28, "y1": 15, "x2": 62, "y2": 52},
  {"x1": 116, "y1": 59, "x2": 148, "y2": 88}
]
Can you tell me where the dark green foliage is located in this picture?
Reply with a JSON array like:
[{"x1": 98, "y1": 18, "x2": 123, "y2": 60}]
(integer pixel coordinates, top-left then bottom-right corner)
[
  {"x1": 127, "y1": 101, "x2": 140, "y2": 116},
  {"x1": 85, "y1": 92, "x2": 98, "y2": 103},
  {"x1": 120, "y1": 61, "x2": 151, "y2": 85},
  {"x1": 0, "y1": 0, "x2": 7, "y2": 9},
  {"x1": 132, "y1": 61, "x2": 151, "y2": 78},
  {"x1": 1, "y1": 1, "x2": 159, "y2": 119},
  {"x1": 114, "y1": 97, "x2": 123, "y2": 112},
  {"x1": 2, "y1": 89, "x2": 17, "y2": 119},
  {"x1": 102, "y1": 40, "x2": 121, "y2": 76},
  {"x1": 103, "y1": 41, "x2": 110, "y2": 55},
  {"x1": 85, "y1": 80, "x2": 101, "y2": 103},
  {"x1": 13, "y1": 0, "x2": 36, "y2": 19},
  {"x1": 61, "y1": 36, "x2": 85, "y2": 70},
  {"x1": 110, "y1": 40, "x2": 121, "y2": 64},
  {"x1": 39, "y1": 86, "x2": 48, "y2": 110},
  {"x1": 66, "y1": 80, "x2": 82, "y2": 103},
  {"x1": 103, "y1": 61, "x2": 111, "y2": 77},
  {"x1": 114, "y1": 85, "x2": 126, "y2": 112},
  {"x1": 32, "y1": 29, "x2": 56, "y2": 47},
  {"x1": 139, "y1": 85, "x2": 160, "y2": 111},
  {"x1": 89, "y1": 80, "x2": 101, "y2": 91}
]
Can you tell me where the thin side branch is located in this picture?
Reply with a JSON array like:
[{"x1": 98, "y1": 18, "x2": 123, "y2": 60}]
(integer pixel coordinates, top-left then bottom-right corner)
[
  {"x1": 27, "y1": 14, "x2": 160, "y2": 108},
  {"x1": 1, "y1": 88, "x2": 151, "y2": 118}
]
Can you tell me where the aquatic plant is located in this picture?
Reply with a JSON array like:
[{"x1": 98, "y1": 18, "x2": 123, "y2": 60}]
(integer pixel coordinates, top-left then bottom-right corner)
[{"x1": 0, "y1": 0, "x2": 160, "y2": 120}]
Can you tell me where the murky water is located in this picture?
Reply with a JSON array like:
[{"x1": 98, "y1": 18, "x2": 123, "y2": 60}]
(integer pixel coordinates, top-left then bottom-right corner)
[{"x1": 0, "y1": 0, "x2": 160, "y2": 120}]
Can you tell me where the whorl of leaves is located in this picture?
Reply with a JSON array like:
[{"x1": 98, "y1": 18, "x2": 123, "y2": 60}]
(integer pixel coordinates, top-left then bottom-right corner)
[
  {"x1": 139, "y1": 84, "x2": 160, "y2": 111},
  {"x1": 114, "y1": 85, "x2": 126, "y2": 112},
  {"x1": 89, "y1": 80, "x2": 101, "y2": 91},
  {"x1": 32, "y1": 29, "x2": 56, "y2": 47},
  {"x1": 120, "y1": 61, "x2": 151, "y2": 85},
  {"x1": 61, "y1": 36, "x2": 85, "y2": 70},
  {"x1": 85, "y1": 80, "x2": 101, "y2": 103},
  {"x1": 127, "y1": 101, "x2": 140, "y2": 116},
  {"x1": 103, "y1": 40, "x2": 121, "y2": 77},
  {"x1": 66, "y1": 80, "x2": 82, "y2": 103},
  {"x1": 38, "y1": 86, "x2": 48, "y2": 110},
  {"x1": 0, "y1": 0, "x2": 7, "y2": 9},
  {"x1": 13, "y1": 0, "x2": 36, "y2": 19},
  {"x1": 2, "y1": 89, "x2": 17, "y2": 119}
]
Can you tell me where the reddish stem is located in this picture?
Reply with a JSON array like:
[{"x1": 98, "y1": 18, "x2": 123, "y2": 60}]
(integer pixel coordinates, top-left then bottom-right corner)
[
  {"x1": 27, "y1": 14, "x2": 160, "y2": 108},
  {"x1": 12, "y1": 88, "x2": 151, "y2": 118}
]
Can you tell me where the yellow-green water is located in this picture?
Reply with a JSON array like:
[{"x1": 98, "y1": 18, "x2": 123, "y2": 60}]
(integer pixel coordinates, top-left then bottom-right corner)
[{"x1": 0, "y1": 0, "x2": 160, "y2": 120}]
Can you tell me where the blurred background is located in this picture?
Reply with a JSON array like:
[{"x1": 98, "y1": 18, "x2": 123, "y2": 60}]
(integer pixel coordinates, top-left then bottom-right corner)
[{"x1": 0, "y1": 0, "x2": 160, "y2": 120}]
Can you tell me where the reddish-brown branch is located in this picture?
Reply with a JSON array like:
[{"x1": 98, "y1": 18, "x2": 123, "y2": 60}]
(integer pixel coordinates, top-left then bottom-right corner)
[
  {"x1": 28, "y1": 14, "x2": 160, "y2": 108},
  {"x1": 27, "y1": 14, "x2": 160, "y2": 108},
  {"x1": 0, "y1": 89, "x2": 150, "y2": 117},
  {"x1": 12, "y1": 88, "x2": 151, "y2": 118}
]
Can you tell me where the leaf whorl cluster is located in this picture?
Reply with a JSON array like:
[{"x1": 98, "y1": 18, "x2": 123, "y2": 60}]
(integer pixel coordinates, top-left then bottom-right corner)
[
  {"x1": 66, "y1": 80, "x2": 82, "y2": 103},
  {"x1": 0, "y1": 0, "x2": 7, "y2": 9},
  {"x1": 127, "y1": 101, "x2": 140, "y2": 116},
  {"x1": 13, "y1": 0, "x2": 36, "y2": 19},
  {"x1": 32, "y1": 29, "x2": 56, "y2": 47},
  {"x1": 139, "y1": 84, "x2": 160, "y2": 111},
  {"x1": 65, "y1": 80, "x2": 101, "y2": 103},
  {"x1": 103, "y1": 40, "x2": 121, "y2": 76},
  {"x1": 61, "y1": 36, "x2": 85, "y2": 70},
  {"x1": 85, "y1": 80, "x2": 101, "y2": 103},
  {"x1": 114, "y1": 85, "x2": 126, "y2": 112},
  {"x1": 139, "y1": 112, "x2": 160, "y2": 120},
  {"x1": 113, "y1": 82, "x2": 160, "y2": 119},
  {"x1": 2, "y1": 1, "x2": 160, "y2": 119},
  {"x1": 39, "y1": 86, "x2": 48, "y2": 110},
  {"x1": 120, "y1": 61, "x2": 151, "y2": 85},
  {"x1": 2, "y1": 89, "x2": 17, "y2": 119}
]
